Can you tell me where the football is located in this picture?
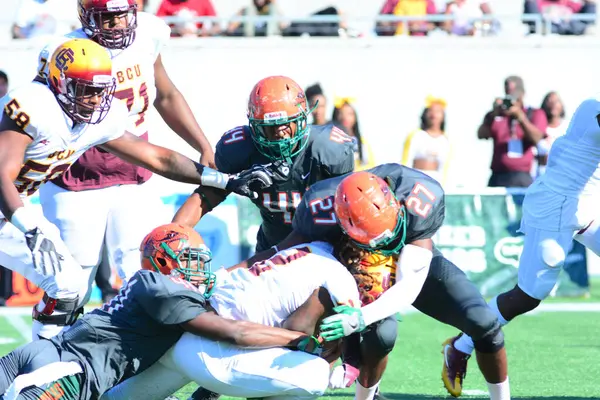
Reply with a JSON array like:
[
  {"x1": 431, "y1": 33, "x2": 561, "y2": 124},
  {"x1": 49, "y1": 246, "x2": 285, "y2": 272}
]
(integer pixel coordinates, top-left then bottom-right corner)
[{"x1": 359, "y1": 253, "x2": 397, "y2": 305}]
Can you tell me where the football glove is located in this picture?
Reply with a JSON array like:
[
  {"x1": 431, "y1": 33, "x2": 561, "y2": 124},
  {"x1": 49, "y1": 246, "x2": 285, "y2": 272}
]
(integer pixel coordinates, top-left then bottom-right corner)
[
  {"x1": 226, "y1": 165, "x2": 275, "y2": 199},
  {"x1": 24, "y1": 228, "x2": 65, "y2": 276},
  {"x1": 320, "y1": 305, "x2": 366, "y2": 341},
  {"x1": 329, "y1": 363, "x2": 360, "y2": 389},
  {"x1": 296, "y1": 335, "x2": 322, "y2": 355}
]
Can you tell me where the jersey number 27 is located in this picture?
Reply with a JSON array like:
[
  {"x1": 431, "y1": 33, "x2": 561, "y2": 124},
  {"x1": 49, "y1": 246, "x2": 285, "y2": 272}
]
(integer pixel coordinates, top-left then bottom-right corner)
[{"x1": 405, "y1": 183, "x2": 436, "y2": 218}]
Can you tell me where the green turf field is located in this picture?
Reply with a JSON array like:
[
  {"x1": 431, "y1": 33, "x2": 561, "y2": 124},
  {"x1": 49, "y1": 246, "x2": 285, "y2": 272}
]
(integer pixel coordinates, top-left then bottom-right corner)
[{"x1": 1, "y1": 305, "x2": 599, "y2": 400}]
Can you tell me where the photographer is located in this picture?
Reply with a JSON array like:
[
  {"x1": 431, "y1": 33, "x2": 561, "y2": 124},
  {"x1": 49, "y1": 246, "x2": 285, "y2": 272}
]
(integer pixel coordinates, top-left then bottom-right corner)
[{"x1": 478, "y1": 75, "x2": 547, "y2": 188}]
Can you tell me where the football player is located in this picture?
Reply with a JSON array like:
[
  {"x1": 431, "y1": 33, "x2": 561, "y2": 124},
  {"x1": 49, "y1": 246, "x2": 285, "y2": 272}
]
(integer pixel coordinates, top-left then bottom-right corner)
[
  {"x1": 0, "y1": 224, "x2": 321, "y2": 400},
  {"x1": 102, "y1": 228, "x2": 362, "y2": 400},
  {"x1": 0, "y1": 39, "x2": 273, "y2": 341},
  {"x1": 238, "y1": 164, "x2": 510, "y2": 400},
  {"x1": 172, "y1": 74, "x2": 355, "y2": 255},
  {"x1": 35, "y1": 0, "x2": 216, "y2": 313},
  {"x1": 444, "y1": 94, "x2": 600, "y2": 395},
  {"x1": 172, "y1": 75, "x2": 355, "y2": 400}
]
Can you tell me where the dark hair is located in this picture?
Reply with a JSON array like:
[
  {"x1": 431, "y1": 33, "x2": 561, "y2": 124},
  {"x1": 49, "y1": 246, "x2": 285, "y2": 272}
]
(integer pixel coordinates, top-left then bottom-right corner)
[
  {"x1": 420, "y1": 106, "x2": 446, "y2": 132},
  {"x1": 541, "y1": 91, "x2": 565, "y2": 120},
  {"x1": 305, "y1": 83, "x2": 323, "y2": 101},
  {"x1": 505, "y1": 75, "x2": 525, "y2": 97},
  {"x1": 333, "y1": 239, "x2": 375, "y2": 305},
  {"x1": 332, "y1": 102, "x2": 364, "y2": 164},
  {"x1": 0, "y1": 70, "x2": 8, "y2": 84}
]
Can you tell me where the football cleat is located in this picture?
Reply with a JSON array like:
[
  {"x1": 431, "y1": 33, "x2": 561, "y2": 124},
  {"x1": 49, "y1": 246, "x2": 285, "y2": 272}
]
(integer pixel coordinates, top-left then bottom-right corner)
[{"x1": 441, "y1": 334, "x2": 470, "y2": 397}]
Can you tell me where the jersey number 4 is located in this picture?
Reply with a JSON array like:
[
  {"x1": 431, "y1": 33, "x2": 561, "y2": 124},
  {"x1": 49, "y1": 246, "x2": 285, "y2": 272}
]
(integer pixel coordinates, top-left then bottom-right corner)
[
  {"x1": 114, "y1": 83, "x2": 149, "y2": 127},
  {"x1": 263, "y1": 192, "x2": 302, "y2": 224},
  {"x1": 405, "y1": 183, "x2": 436, "y2": 218}
]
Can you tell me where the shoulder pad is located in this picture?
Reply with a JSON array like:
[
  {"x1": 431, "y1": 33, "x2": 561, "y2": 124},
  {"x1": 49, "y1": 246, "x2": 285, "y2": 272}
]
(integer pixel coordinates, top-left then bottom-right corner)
[
  {"x1": 215, "y1": 126, "x2": 255, "y2": 173},
  {"x1": 136, "y1": 12, "x2": 171, "y2": 60},
  {"x1": 0, "y1": 83, "x2": 52, "y2": 141},
  {"x1": 308, "y1": 124, "x2": 355, "y2": 176}
]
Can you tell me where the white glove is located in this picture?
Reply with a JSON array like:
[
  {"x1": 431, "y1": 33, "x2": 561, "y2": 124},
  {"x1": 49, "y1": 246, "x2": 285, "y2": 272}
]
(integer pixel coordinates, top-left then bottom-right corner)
[
  {"x1": 24, "y1": 227, "x2": 65, "y2": 276},
  {"x1": 329, "y1": 363, "x2": 360, "y2": 389}
]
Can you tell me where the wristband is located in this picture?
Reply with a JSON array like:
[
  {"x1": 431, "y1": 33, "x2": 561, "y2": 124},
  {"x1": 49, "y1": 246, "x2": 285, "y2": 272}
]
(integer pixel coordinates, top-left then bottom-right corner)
[
  {"x1": 10, "y1": 207, "x2": 37, "y2": 234},
  {"x1": 201, "y1": 168, "x2": 230, "y2": 190}
]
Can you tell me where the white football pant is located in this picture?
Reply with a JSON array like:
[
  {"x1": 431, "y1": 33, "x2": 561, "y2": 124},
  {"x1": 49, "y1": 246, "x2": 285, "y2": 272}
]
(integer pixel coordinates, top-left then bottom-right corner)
[
  {"x1": 102, "y1": 332, "x2": 330, "y2": 400},
  {"x1": 0, "y1": 207, "x2": 84, "y2": 340},
  {"x1": 39, "y1": 181, "x2": 169, "y2": 306}
]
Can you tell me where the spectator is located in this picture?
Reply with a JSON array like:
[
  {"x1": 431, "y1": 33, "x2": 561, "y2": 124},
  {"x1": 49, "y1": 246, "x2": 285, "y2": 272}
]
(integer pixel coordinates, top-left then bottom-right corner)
[
  {"x1": 156, "y1": 0, "x2": 220, "y2": 37},
  {"x1": 226, "y1": 0, "x2": 288, "y2": 37},
  {"x1": 0, "y1": 71, "x2": 8, "y2": 98},
  {"x1": 478, "y1": 75, "x2": 547, "y2": 188},
  {"x1": 332, "y1": 97, "x2": 375, "y2": 171},
  {"x1": 283, "y1": 6, "x2": 347, "y2": 37},
  {"x1": 535, "y1": 91, "x2": 568, "y2": 177},
  {"x1": 402, "y1": 95, "x2": 451, "y2": 186},
  {"x1": 305, "y1": 83, "x2": 329, "y2": 126},
  {"x1": 12, "y1": 0, "x2": 78, "y2": 39},
  {"x1": 375, "y1": 0, "x2": 437, "y2": 36},
  {"x1": 524, "y1": 0, "x2": 596, "y2": 35},
  {"x1": 443, "y1": 0, "x2": 498, "y2": 35}
]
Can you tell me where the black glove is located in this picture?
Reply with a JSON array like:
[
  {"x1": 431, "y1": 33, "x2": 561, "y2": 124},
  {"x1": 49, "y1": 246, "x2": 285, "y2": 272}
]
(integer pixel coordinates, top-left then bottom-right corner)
[
  {"x1": 24, "y1": 228, "x2": 65, "y2": 276},
  {"x1": 267, "y1": 160, "x2": 292, "y2": 182},
  {"x1": 226, "y1": 164, "x2": 276, "y2": 199}
]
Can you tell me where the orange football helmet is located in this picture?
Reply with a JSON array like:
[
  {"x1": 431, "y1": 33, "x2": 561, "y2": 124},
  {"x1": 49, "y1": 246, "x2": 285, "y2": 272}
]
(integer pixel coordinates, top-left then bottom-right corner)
[
  {"x1": 78, "y1": 0, "x2": 138, "y2": 49},
  {"x1": 334, "y1": 172, "x2": 407, "y2": 256},
  {"x1": 140, "y1": 223, "x2": 215, "y2": 297},
  {"x1": 47, "y1": 39, "x2": 116, "y2": 124},
  {"x1": 247, "y1": 76, "x2": 313, "y2": 162}
]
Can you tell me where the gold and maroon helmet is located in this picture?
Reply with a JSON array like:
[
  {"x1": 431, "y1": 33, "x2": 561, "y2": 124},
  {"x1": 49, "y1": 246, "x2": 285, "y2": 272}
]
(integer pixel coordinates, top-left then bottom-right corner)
[
  {"x1": 78, "y1": 0, "x2": 138, "y2": 49},
  {"x1": 47, "y1": 39, "x2": 116, "y2": 124}
]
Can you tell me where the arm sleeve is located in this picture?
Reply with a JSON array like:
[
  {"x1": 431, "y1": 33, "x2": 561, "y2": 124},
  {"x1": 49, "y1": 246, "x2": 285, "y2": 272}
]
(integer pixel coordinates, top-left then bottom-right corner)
[
  {"x1": 321, "y1": 261, "x2": 361, "y2": 308},
  {"x1": 361, "y1": 244, "x2": 432, "y2": 326},
  {"x1": 136, "y1": 275, "x2": 207, "y2": 325}
]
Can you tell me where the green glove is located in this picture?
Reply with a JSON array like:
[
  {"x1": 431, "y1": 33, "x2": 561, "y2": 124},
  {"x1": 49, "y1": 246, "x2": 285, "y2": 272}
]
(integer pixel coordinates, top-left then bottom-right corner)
[
  {"x1": 319, "y1": 305, "x2": 366, "y2": 342},
  {"x1": 296, "y1": 335, "x2": 322, "y2": 355}
]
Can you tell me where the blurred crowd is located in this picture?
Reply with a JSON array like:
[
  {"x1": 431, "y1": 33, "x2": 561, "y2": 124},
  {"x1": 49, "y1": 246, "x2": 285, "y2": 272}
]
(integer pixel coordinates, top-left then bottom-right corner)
[
  {"x1": 8, "y1": 0, "x2": 597, "y2": 39},
  {"x1": 303, "y1": 77, "x2": 563, "y2": 191}
]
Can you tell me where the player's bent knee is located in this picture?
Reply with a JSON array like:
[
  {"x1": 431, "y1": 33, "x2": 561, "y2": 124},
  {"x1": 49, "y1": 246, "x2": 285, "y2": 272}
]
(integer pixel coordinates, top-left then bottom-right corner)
[
  {"x1": 540, "y1": 238, "x2": 566, "y2": 269},
  {"x1": 299, "y1": 357, "x2": 330, "y2": 397},
  {"x1": 473, "y1": 326, "x2": 504, "y2": 354},
  {"x1": 361, "y1": 315, "x2": 397, "y2": 359}
]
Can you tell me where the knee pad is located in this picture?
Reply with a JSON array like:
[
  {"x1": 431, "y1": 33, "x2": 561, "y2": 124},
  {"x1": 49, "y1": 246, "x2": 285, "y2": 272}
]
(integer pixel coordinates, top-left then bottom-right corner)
[
  {"x1": 361, "y1": 315, "x2": 398, "y2": 358},
  {"x1": 519, "y1": 238, "x2": 565, "y2": 300},
  {"x1": 473, "y1": 326, "x2": 504, "y2": 354}
]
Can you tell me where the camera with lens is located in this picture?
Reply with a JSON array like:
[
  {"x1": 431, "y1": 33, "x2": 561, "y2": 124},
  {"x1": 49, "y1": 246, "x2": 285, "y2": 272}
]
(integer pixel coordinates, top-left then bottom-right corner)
[{"x1": 501, "y1": 95, "x2": 516, "y2": 110}]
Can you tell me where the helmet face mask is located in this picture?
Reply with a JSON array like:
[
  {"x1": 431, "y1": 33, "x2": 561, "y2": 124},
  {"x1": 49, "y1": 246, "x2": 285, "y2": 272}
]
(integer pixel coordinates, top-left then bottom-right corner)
[
  {"x1": 47, "y1": 39, "x2": 116, "y2": 125},
  {"x1": 248, "y1": 109, "x2": 312, "y2": 162},
  {"x1": 140, "y1": 223, "x2": 217, "y2": 299},
  {"x1": 79, "y1": 0, "x2": 138, "y2": 49},
  {"x1": 247, "y1": 76, "x2": 315, "y2": 163}
]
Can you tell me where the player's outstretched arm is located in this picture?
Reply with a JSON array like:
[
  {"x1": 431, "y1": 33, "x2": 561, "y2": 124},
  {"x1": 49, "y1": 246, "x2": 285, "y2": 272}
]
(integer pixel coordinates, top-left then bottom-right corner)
[
  {"x1": 0, "y1": 119, "x2": 30, "y2": 220},
  {"x1": 153, "y1": 55, "x2": 215, "y2": 168},
  {"x1": 181, "y1": 311, "x2": 317, "y2": 351},
  {"x1": 100, "y1": 132, "x2": 271, "y2": 199},
  {"x1": 171, "y1": 187, "x2": 228, "y2": 229}
]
